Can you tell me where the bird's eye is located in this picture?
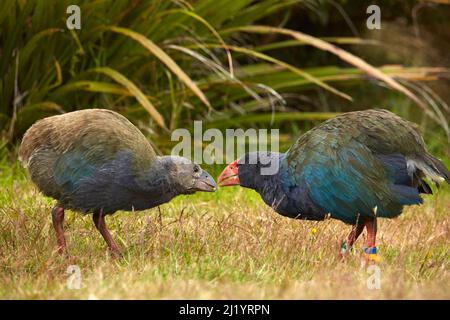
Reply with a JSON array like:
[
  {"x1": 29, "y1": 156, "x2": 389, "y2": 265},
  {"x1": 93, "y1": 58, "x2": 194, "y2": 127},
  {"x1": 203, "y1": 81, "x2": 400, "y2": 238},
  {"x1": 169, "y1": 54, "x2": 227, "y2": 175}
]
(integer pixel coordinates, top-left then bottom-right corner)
[{"x1": 193, "y1": 166, "x2": 200, "y2": 173}]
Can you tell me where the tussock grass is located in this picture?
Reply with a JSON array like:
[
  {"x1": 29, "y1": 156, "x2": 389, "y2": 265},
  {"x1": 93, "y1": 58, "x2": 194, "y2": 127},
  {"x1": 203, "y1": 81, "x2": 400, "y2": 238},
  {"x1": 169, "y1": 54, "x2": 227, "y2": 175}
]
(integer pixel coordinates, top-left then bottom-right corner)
[
  {"x1": 2, "y1": 0, "x2": 449, "y2": 143},
  {"x1": 0, "y1": 164, "x2": 448, "y2": 299}
]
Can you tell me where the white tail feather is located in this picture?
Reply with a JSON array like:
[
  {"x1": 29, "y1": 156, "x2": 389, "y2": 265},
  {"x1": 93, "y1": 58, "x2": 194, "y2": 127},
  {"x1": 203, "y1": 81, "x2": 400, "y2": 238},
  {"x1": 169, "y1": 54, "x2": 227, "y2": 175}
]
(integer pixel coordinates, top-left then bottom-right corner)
[{"x1": 407, "y1": 158, "x2": 446, "y2": 183}]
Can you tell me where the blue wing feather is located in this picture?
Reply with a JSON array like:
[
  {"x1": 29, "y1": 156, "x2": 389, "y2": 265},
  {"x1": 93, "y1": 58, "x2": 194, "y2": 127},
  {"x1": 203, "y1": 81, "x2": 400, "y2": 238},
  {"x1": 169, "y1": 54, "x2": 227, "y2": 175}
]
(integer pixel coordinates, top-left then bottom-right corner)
[
  {"x1": 286, "y1": 134, "x2": 421, "y2": 224},
  {"x1": 54, "y1": 151, "x2": 98, "y2": 194}
]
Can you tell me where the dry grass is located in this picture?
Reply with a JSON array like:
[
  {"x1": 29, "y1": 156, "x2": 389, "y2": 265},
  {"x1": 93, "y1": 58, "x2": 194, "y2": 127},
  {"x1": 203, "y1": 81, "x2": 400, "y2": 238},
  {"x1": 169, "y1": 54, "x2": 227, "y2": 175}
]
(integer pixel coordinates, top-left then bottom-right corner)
[{"x1": 0, "y1": 166, "x2": 449, "y2": 299}]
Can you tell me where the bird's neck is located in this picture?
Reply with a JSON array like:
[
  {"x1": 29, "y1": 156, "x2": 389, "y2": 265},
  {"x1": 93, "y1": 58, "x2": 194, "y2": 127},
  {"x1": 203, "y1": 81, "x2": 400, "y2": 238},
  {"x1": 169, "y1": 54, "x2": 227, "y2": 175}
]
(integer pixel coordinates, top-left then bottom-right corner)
[
  {"x1": 260, "y1": 163, "x2": 293, "y2": 214},
  {"x1": 253, "y1": 158, "x2": 316, "y2": 219},
  {"x1": 137, "y1": 157, "x2": 183, "y2": 196},
  {"x1": 123, "y1": 157, "x2": 185, "y2": 211},
  {"x1": 241, "y1": 153, "x2": 292, "y2": 214},
  {"x1": 243, "y1": 153, "x2": 326, "y2": 220}
]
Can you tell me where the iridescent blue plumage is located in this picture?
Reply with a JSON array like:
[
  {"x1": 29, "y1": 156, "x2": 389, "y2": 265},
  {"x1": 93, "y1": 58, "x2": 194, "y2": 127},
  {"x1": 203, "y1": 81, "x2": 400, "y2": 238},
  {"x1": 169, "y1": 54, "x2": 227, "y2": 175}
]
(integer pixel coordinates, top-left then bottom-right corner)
[
  {"x1": 19, "y1": 109, "x2": 217, "y2": 257},
  {"x1": 281, "y1": 109, "x2": 448, "y2": 224},
  {"x1": 219, "y1": 109, "x2": 449, "y2": 256}
]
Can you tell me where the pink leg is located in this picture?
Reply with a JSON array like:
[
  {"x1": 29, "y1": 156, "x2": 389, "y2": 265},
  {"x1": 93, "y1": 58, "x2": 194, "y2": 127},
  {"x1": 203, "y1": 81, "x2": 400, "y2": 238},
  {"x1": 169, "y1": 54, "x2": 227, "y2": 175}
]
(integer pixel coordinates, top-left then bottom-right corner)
[
  {"x1": 347, "y1": 223, "x2": 365, "y2": 247},
  {"x1": 51, "y1": 205, "x2": 66, "y2": 255},
  {"x1": 364, "y1": 218, "x2": 379, "y2": 261},
  {"x1": 365, "y1": 218, "x2": 377, "y2": 249},
  {"x1": 340, "y1": 223, "x2": 365, "y2": 257},
  {"x1": 93, "y1": 209, "x2": 122, "y2": 258}
]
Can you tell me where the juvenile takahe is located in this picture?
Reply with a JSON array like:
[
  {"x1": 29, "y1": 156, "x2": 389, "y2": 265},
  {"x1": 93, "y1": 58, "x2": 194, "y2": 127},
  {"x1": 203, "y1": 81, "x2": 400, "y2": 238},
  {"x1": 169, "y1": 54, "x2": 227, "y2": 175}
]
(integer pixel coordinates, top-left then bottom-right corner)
[
  {"x1": 19, "y1": 109, "x2": 217, "y2": 257},
  {"x1": 218, "y1": 109, "x2": 449, "y2": 259}
]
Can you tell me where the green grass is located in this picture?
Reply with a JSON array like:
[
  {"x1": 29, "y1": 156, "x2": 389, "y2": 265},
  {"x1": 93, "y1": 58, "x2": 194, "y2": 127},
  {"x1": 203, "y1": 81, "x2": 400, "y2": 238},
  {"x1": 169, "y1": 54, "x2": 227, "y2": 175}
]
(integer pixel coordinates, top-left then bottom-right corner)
[
  {"x1": 1, "y1": 0, "x2": 448, "y2": 299},
  {"x1": 2, "y1": 0, "x2": 449, "y2": 147},
  {"x1": 0, "y1": 161, "x2": 449, "y2": 299}
]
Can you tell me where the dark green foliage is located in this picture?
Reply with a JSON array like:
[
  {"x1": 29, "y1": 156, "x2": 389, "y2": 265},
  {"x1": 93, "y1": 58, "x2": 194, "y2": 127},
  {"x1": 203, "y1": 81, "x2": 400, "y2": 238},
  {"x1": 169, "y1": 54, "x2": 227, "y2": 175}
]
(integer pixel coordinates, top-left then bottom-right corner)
[{"x1": 0, "y1": 0, "x2": 448, "y2": 159}]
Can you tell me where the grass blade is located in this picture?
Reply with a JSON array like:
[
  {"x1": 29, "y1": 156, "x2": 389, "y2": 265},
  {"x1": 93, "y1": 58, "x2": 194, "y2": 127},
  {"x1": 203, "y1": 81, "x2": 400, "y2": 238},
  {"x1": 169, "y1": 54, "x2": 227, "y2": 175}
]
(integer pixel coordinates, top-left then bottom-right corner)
[
  {"x1": 108, "y1": 26, "x2": 211, "y2": 109},
  {"x1": 206, "y1": 112, "x2": 341, "y2": 128},
  {"x1": 53, "y1": 81, "x2": 133, "y2": 96},
  {"x1": 89, "y1": 67, "x2": 166, "y2": 129},
  {"x1": 161, "y1": 9, "x2": 234, "y2": 77},
  {"x1": 190, "y1": 43, "x2": 352, "y2": 101},
  {"x1": 226, "y1": 25, "x2": 438, "y2": 121}
]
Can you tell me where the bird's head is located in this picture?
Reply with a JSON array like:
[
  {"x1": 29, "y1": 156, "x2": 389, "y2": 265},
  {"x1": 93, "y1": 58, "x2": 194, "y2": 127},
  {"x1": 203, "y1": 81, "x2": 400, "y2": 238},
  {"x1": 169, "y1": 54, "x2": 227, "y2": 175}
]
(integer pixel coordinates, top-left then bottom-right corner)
[
  {"x1": 218, "y1": 152, "x2": 281, "y2": 190},
  {"x1": 161, "y1": 156, "x2": 217, "y2": 194}
]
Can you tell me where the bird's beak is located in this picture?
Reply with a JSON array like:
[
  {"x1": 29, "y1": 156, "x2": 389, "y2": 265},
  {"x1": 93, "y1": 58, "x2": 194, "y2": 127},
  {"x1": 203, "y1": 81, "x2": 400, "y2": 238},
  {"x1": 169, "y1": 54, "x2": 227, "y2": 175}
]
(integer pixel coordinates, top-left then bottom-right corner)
[
  {"x1": 218, "y1": 160, "x2": 240, "y2": 187},
  {"x1": 194, "y1": 170, "x2": 217, "y2": 192}
]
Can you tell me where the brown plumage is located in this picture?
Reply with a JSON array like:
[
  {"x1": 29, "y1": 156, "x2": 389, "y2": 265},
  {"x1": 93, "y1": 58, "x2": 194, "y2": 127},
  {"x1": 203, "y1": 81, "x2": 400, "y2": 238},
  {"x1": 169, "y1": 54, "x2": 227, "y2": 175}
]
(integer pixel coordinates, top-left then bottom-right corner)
[{"x1": 19, "y1": 109, "x2": 217, "y2": 258}]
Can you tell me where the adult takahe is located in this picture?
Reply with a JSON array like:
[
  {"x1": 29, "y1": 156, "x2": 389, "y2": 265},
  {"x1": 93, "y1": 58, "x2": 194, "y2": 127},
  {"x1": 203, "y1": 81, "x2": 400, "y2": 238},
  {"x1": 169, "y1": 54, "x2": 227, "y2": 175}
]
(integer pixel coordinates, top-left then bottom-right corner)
[
  {"x1": 218, "y1": 109, "x2": 449, "y2": 259},
  {"x1": 19, "y1": 109, "x2": 217, "y2": 258}
]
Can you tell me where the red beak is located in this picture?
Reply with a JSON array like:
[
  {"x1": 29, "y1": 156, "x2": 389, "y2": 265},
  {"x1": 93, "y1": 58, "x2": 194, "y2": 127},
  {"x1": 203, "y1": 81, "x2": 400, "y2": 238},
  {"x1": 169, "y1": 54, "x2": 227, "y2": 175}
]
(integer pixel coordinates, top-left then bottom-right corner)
[{"x1": 218, "y1": 160, "x2": 240, "y2": 187}]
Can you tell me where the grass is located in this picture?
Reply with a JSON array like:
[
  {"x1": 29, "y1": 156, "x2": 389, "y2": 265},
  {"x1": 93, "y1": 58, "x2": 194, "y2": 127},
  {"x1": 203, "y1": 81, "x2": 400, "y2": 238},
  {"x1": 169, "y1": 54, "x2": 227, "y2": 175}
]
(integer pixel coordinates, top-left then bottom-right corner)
[
  {"x1": 0, "y1": 161, "x2": 449, "y2": 299},
  {"x1": 2, "y1": 0, "x2": 449, "y2": 144},
  {"x1": 1, "y1": 0, "x2": 448, "y2": 300}
]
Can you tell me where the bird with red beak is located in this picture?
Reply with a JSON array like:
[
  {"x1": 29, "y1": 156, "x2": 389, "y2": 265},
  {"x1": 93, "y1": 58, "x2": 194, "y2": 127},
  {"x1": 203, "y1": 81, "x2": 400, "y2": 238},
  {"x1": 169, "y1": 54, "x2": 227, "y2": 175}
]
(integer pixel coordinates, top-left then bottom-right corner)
[
  {"x1": 217, "y1": 159, "x2": 240, "y2": 186},
  {"x1": 216, "y1": 109, "x2": 450, "y2": 262},
  {"x1": 217, "y1": 152, "x2": 281, "y2": 190}
]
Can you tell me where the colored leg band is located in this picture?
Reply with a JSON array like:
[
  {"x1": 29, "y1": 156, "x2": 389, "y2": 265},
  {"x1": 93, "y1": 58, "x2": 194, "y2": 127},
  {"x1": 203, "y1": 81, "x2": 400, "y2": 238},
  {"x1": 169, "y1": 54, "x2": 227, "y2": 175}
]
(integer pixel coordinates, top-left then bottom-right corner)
[{"x1": 364, "y1": 247, "x2": 377, "y2": 254}]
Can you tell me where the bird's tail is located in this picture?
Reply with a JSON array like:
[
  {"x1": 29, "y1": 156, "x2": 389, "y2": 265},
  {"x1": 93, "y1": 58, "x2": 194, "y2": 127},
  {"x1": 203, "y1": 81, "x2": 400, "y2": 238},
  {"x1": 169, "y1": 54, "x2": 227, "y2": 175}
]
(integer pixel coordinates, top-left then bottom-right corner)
[{"x1": 408, "y1": 153, "x2": 450, "y2": 186}]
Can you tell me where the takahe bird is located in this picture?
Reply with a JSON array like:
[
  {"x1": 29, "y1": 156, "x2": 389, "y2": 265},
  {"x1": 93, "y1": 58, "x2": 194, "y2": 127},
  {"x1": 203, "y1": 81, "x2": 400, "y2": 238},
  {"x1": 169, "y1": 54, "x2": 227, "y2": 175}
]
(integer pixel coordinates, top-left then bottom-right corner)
[
  {"x1": 19, "y1": 109, "x2": 217, "y2": 257},
  {"x1": 218, "y1": 109, "x2": 449, "y2": 259}
]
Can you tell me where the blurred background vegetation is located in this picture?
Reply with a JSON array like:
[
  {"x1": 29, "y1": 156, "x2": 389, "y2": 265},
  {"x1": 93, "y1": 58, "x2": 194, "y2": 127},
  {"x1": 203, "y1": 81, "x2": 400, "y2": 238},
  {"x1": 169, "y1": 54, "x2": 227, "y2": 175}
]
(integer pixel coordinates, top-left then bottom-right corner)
[{"x1": 0, "y1": 0, "x2": 449, "y2": 172}]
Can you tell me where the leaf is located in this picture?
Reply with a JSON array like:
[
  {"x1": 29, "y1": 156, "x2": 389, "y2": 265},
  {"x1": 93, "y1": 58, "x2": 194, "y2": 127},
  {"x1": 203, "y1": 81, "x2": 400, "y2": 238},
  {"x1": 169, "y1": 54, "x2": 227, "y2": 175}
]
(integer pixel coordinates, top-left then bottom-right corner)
[
  {"x1": 192, "y1": 43, "x2": 352, "y2": 101},
  {"x1": 226, "y1": 25, "x2": 437, "y2": 121},
  {"x1": 161, "y1": 9, "x2": 234, "y2": 77},
  {"x1": 108, "y1": 26, "x2": 211, "y2": 109},
  {"x1": 20, "y1": 28, "x2": 63, "y2": 66},
  {"x1": 253, "y1": 38, "x2": 380, "y2": 52},
  {"x1": 14, "y1": 102, "x2": 64, "y2": 139},
  {"x1": 89, "y1": 67, "x2": 166, "y2": 129},
  {"x1": 44, "y1": 59, "x2": 63, "y2": 91},
  {"x1": 206, "y1": 112, "x2": 341, "y2": 128},
  {"x1": 54, "y1": 81, "x2": 133, "y2": 96}
]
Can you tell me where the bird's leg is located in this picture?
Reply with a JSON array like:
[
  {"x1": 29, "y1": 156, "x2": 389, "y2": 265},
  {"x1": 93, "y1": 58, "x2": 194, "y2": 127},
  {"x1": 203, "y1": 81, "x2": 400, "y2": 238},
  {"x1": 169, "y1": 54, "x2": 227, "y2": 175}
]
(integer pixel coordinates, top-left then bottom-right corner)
[
  {"x1": 51, "y1": 205, "x2": 66, "y2": 255},
  {"x1": 364, "y1": 218, "x2": 379, "y2": 262},
  {"x1": 340, "y1": 223, "x2": 364, "y2": 257},
  {"x1": 92, "y1": 209, "x2": 122, "y2": 258}
]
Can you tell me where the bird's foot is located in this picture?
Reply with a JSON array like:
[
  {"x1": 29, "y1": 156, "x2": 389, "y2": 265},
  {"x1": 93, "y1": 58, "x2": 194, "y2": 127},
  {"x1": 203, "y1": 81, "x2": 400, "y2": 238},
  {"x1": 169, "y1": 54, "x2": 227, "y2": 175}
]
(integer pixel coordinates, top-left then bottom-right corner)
[
  {"x1": 338, "y1": 241, "x2": 352, "y2": 261},
  {"x1": 364, "y1": 247, "x2": 381, "y2": 264},
  {"x1": 109, "y1": 247, "x2": 124, "y2": 259},
  {"x1": 56, "y1": 245, "x2": 66, "y2": 255},
  {"x1": 53, "y1": 243, "x2": 69, "y2": 258}
]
